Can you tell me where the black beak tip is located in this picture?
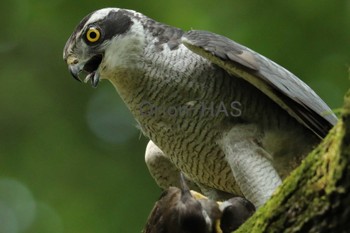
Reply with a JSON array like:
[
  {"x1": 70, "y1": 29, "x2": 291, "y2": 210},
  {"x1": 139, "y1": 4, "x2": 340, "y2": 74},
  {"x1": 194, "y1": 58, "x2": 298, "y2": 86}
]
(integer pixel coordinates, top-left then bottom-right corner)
[
  {"x1": 69, "y1": 67, "x2": 82, "y2": 83},
  {"x1": 92, "y1": 77, "x2": 99, "y2": 88}
]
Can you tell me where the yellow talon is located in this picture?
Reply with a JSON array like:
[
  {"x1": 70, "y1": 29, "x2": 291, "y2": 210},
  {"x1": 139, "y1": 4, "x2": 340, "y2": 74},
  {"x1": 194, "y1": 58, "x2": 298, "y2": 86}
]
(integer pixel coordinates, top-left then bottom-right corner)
[
  {"x1": 190, "y1": 190, "x2": 223, "y2": 205},
  {"x1": 215, "y1": 219, "x2": 223, "y2": 233},
  {"x1": 190, "y1": 190, "x2": 208, "y2": 200}
]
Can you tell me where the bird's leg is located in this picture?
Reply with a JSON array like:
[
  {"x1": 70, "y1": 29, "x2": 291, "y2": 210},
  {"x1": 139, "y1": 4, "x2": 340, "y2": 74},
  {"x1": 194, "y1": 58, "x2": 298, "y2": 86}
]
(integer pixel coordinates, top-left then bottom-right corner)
[
  {"x1": 145, "y1": 140, "x2": 200, "y2": 191},
  {"x1": 218, "y1": 124, "x2": 282, "y2": 207}
]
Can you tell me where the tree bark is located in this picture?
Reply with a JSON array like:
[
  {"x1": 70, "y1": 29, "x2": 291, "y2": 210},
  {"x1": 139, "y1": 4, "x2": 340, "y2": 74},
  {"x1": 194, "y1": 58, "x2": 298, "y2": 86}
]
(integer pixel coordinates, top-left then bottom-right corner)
[{"x1": 236, "y1": 90, "x2": 350, "y2": 233}]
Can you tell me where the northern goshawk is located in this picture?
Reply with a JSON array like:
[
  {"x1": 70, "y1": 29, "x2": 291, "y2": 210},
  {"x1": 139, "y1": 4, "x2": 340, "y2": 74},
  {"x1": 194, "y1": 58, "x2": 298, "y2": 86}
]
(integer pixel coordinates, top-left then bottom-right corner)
[{"x1": 63, "y1": 8, "x2": 337, "y2": 207}]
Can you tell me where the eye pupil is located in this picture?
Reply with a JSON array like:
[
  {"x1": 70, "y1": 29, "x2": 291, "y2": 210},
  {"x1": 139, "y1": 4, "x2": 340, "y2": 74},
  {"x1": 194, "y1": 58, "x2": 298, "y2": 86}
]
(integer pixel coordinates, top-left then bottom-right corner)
[{"x1": 90, "y1": 32, "x2": 97, "y2": 39}]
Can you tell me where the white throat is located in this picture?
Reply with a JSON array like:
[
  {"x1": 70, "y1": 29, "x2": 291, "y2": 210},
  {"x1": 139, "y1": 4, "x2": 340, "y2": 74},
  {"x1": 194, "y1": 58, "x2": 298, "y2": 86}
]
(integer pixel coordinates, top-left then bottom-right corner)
[{"x1": 101, "y1": 20, "x2": 146, "y2": 73}]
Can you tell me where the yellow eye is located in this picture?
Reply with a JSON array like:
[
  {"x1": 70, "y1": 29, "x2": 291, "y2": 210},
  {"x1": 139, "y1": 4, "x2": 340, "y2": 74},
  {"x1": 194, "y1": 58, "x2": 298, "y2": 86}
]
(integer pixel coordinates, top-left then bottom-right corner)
[{"x1": 86, "y1": 27, "x2": 101, "y2": 43}]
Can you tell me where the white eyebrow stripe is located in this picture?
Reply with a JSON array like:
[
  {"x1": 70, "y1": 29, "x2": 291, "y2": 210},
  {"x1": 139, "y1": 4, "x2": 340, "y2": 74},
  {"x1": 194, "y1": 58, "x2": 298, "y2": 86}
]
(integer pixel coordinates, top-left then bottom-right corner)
[{"x1": 85, "y1": 8, "x2": 118, "y2": 27}]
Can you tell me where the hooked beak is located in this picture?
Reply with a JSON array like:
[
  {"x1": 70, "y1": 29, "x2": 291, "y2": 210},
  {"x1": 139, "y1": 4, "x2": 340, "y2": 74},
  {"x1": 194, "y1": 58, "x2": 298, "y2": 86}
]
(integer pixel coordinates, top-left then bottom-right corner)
[
  {"x1": 65, "y1": 54, "x2": 103, "y2": 88},
  {"x1": 68, "y1": 65, "x2": 81, "y2": 82}
]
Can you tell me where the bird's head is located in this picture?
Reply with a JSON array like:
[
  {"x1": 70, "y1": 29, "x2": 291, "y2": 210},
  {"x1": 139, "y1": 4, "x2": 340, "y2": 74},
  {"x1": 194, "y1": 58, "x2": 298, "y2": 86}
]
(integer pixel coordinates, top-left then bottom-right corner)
[{"x1": 63, "y1": 8, "x2": 146, "y2": 87}]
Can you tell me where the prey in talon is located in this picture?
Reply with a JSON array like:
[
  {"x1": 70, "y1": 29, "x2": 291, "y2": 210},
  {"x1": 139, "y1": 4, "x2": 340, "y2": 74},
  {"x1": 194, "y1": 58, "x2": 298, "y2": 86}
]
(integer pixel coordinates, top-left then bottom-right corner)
[
  {"x1": 143, "y1": 174, "x2": 220, "y2": 233},
  {"x1": 143, "y1": 174, "x2": 255, "y2": 233}
]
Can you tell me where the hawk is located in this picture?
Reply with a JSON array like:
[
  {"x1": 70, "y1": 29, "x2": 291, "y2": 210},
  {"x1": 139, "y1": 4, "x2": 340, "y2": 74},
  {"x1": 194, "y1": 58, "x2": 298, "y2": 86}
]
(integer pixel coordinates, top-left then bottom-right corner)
[{"x1": 63, "y1": 8, "x2": 337, "y2": 207}]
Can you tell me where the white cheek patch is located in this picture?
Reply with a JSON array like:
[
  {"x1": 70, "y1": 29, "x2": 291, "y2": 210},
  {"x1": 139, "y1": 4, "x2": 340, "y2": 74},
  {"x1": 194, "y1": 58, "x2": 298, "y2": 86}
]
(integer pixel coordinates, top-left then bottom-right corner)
[{"x1": 102, "y1": 20, "x2": 145, "y2": 69}]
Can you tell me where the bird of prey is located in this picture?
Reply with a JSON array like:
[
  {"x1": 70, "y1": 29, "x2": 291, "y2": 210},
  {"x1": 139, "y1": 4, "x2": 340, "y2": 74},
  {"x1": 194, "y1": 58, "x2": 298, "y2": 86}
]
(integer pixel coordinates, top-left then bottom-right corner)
[{"x1": 63, "y1": 8, "x2": 337, "y2": 207}]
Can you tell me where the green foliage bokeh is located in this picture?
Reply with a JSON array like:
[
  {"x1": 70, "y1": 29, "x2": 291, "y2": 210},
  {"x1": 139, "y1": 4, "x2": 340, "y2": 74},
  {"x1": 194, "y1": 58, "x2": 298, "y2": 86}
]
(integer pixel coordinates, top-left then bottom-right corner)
[{"x1": 0, "y1": 1, "x2": 349, "y2": 232}]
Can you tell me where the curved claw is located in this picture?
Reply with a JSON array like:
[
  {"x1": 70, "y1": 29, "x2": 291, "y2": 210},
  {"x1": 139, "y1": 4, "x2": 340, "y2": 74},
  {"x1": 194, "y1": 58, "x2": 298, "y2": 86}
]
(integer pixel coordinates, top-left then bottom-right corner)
[{"x1": 180, "y1": 173, "x2": 189, "y2": 191}]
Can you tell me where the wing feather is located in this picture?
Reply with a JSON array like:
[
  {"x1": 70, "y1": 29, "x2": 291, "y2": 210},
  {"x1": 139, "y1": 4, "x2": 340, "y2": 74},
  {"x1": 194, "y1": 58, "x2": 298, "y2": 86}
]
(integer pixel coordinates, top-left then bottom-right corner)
[{"x1": 182, "y1": 30, "x2": 337, "y2": 138}]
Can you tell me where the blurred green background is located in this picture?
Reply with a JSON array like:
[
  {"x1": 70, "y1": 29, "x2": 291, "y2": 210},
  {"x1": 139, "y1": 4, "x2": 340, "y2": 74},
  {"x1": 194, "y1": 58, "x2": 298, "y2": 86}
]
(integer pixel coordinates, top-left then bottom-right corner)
[{"x1": 0, "y1": 0, "x2": 349, "y2": 232}]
